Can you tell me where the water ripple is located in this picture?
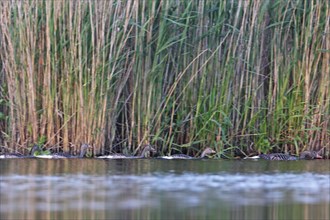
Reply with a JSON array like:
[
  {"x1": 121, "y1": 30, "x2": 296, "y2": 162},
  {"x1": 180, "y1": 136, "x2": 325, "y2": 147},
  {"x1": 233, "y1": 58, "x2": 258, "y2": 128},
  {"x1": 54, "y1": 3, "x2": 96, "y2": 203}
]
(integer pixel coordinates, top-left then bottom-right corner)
[{"x1": 1, "y1": 172, "x2": 329, "y2": 212}]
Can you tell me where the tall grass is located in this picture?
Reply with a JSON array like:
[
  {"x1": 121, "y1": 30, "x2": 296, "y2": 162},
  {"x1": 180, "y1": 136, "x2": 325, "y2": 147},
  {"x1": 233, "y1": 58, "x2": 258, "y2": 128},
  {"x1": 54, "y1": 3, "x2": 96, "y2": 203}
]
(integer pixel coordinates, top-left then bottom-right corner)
[{"x1": 0, "y1": 0, "x2": 329, "y2": 157}]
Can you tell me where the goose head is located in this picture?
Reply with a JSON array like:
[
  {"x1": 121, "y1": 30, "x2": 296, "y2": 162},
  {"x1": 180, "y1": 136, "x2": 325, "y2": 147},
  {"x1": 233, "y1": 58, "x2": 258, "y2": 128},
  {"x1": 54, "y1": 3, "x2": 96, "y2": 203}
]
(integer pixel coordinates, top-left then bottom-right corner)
[
  {"x1": 139, "y1": 145, "x2": 157, "y2": 158},
  {"x1": 30, "y1": 145, "x2": 42, "y2": 156},
  {"x1": 299, "y1": 150, "x2": 323, "y2": 160},
  {"x1": 79, "y1": 143, "x2": 91, "y2": 158},
  {"x1": 200, "y1": 147, "x2": 216, "y2": 158}
]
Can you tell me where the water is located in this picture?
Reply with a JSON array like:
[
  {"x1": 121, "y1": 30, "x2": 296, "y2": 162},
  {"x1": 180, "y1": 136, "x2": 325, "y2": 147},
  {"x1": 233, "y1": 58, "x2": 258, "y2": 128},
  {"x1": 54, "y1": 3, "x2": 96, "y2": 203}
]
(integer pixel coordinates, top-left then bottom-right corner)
[{"x1": 0, "y1": 159, "x2": 329, "y2": 220}]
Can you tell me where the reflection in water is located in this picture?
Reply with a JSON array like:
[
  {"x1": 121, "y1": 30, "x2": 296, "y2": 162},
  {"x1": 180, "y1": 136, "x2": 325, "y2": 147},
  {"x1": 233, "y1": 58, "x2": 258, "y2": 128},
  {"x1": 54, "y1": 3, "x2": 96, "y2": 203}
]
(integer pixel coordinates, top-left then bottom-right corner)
[{"x1": 0, "y1": 159, "x2": 329, "y2": 220}]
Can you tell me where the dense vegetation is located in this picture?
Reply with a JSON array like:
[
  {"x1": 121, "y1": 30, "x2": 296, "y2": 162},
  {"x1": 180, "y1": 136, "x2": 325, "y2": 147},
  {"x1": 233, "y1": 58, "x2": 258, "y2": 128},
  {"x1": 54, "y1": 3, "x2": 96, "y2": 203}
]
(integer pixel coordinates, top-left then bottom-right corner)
[{"x1": 0, "y1": 0, "x2": 329, "y2": 157}]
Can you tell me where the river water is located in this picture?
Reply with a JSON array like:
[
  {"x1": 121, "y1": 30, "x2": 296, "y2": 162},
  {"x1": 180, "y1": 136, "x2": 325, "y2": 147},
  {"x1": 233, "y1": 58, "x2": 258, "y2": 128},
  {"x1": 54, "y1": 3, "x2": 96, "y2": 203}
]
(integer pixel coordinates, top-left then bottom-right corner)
[{"x1": 0, "y1": 159, "x2": 329, "y2": 220}]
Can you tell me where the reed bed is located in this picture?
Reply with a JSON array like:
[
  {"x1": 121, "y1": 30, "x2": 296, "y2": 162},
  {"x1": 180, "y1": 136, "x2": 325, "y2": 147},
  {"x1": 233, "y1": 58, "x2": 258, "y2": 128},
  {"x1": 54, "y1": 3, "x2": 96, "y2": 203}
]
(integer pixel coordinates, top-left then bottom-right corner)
[{"x1": 0, "y1": 0, "x2": 329, "y2": 157}]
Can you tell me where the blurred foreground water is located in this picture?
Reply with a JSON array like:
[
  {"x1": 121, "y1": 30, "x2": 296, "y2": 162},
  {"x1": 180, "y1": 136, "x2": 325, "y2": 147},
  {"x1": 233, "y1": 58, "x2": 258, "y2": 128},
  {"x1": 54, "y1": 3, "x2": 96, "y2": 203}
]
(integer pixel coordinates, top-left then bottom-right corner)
[{"x1": 0, "y1": 159, "x2": 329, "y2": 220}]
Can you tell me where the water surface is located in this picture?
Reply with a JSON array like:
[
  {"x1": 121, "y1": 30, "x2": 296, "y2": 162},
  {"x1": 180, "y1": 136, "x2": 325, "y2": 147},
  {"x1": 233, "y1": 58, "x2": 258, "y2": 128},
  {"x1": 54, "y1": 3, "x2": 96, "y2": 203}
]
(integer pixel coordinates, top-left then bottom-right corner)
[{"x1": 0, "y1": 159, "x2": 329, "y2": 220}]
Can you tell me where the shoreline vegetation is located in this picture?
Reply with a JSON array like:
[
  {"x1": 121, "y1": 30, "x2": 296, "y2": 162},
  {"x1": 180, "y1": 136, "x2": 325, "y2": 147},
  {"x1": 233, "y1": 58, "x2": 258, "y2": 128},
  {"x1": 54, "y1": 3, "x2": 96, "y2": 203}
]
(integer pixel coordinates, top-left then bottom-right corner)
[{"x1": 0, "y1": 1, "x2": 329, "y2": 158}]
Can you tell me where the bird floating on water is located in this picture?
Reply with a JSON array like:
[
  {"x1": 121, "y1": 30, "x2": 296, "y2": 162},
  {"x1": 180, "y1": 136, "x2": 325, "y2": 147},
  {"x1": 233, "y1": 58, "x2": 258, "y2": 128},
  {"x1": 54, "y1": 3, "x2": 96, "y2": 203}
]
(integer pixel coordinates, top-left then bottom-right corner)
[
  {"x1": 97, "y1": 145, "x2": 156, "y2": 159},
  {"x1": 0, "y1": 145, "x2": 41, "y2": 159},
  {"x1": 34, "y1": 143, "x2": 90, "y2": 159},
  {"x1": 244, "y1": 150, "x2": 323, "y2": 160},
  {"x1": 159, "y1": 147, "x2": 216, "y2": 159}
]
